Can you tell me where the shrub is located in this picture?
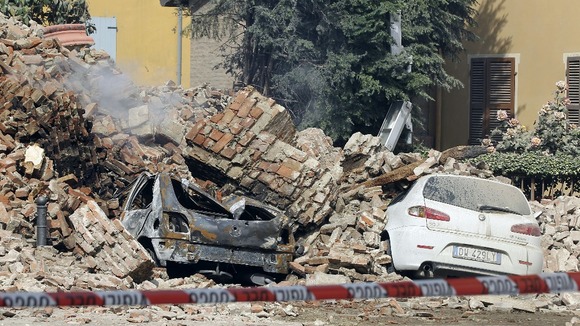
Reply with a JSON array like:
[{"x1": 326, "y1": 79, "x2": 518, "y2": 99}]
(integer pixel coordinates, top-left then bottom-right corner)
[
  {"x1": 473, "y1": 81, "x2": 580, "y2": 178},
  {"x1": 0, "y1": 0, "x2": 94, "y2": 33}
]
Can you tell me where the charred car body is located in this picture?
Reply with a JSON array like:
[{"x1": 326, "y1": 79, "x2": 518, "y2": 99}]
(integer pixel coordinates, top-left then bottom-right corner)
[{"x1": 118, "y1": 172, "x2": 296, "y2": 284}]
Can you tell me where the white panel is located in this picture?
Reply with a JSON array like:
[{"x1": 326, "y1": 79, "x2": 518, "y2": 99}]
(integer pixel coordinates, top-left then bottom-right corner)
[{"x1": 90, "y1": 17, "x2": 117, "y2": 61}]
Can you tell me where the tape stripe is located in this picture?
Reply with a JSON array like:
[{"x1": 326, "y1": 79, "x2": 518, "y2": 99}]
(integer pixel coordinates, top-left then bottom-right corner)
[{"x1": 1, "y1": 272, "x2": 580, "y2": 307}]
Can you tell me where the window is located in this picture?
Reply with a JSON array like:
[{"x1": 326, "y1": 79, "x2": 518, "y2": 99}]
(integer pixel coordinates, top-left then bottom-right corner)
[
  {"x1": 566, "y1": 57, "x2": 580, "y2": 125},
  {"x1": 423, "y1": 175, "x2": 531, "y2": 215},
  {"x1": 469, "y1": 57, "x2": 516, "y2": 145}
]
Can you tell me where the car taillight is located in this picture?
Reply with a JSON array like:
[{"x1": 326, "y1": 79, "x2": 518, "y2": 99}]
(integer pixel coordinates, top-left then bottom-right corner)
[
  {"x1": 408, "y1": 206, "x2": 450, "y2": 222},
  {"x1": 511, "y1": 223, "x2": 541, "y2": 237}
]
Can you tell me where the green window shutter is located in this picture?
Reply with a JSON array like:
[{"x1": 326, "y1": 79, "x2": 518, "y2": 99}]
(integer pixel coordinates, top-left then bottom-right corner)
[
  {"x1": 469, "y1": 57, "x2": 515, "y2": 145},
  {"x1": 566, "y1": 56, "x2": 580, "y2": 125}
]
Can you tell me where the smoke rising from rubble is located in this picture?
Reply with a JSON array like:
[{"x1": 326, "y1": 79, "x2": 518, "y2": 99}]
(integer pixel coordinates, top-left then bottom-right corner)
[
  {"x1": 63, "y1": 56, "x2": 190, "y2": 139},
  {"x1": 88, "y1": 66, "x2": 141, "y2": 119}
]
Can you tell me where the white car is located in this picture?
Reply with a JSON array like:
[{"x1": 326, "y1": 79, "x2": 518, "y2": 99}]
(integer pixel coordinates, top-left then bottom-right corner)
[{"x1": 384, "y1": 174, "x2": 543, "y2": 278}]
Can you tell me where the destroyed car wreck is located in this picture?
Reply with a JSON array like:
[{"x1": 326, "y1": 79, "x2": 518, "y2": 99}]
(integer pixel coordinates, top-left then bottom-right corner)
[{"x1": 117, "y1": 172, "x2": 297, "y2": 284}]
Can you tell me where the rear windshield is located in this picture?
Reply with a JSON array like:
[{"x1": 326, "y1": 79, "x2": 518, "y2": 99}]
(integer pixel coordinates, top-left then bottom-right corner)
[{"x1": 423, "y1": 176, "x2": 531, "y2": 215}]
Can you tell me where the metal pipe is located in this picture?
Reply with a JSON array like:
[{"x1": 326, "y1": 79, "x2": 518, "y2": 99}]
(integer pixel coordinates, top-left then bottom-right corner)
[
  {"x1": 177, "y1": 5, "x2": 183, "y2": 86},
  {"x1": 36, "y1": 196, "x2": 49, "y2": 247}
]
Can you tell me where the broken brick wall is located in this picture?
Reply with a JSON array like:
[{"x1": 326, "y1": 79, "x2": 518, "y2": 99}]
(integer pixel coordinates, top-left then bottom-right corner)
[{"x1": 180, "y1": 87, "x2": 343, "y2": 227}]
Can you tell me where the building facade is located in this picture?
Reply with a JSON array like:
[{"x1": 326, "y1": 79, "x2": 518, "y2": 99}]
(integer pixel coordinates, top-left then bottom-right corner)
[
  {"x1": 157, "y1": 0, "x2": 580, "y2": 150},
  {"x1": 160, "y1": 0, "x2": 235, "y2": 90},
  {"x1": 441, "y1": 0, "x2": 580, "y2": 149},
  {"x1": 87, "y1": 0, "x2": 191, "y2": 88}
]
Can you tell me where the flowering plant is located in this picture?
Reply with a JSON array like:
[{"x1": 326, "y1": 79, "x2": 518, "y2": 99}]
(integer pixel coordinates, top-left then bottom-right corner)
[{"x1": 483, "y1": 81, "x2": 580, "y2": 156}]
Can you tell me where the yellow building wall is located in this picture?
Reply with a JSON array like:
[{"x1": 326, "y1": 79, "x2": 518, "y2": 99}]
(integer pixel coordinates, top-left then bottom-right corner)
[
  {"x1": 87, "y1": 0, "x2": 191, "y2": 88},
  {"x1": 441, "y1": 0, "x2": 580, "y2": 149}
]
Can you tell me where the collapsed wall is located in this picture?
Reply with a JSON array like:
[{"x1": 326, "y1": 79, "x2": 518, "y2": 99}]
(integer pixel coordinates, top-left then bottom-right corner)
[{"x1": 1, "y1": 12, "x2": 579, "y2": 291}]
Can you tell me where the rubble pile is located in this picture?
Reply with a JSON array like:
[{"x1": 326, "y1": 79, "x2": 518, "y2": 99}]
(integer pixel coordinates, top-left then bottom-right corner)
[
  {"x1": 0, "y1": 15, "x2": 158, "y2": 279},
  {"x1": 0, "y1": 12, "x2": 580, "y2": 321},
  {"x1": 289, "y1": 134, "x2": 501, "y2": 282},
  {"x1": 533, "y1": 196, "x2": 580, "y2": 273}
]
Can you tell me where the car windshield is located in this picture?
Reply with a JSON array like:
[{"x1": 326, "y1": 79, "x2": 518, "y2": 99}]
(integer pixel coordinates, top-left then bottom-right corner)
[{"x1": 422, "y1": 175, "x2": 531, "y2": 215}]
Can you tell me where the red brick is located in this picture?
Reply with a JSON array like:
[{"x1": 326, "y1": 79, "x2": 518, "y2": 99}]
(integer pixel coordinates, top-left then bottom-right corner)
[
  {"x1": 267, "y1": 163, "x2": 280, "y2": 173},
  {"x1": 193, "y1": 134, "x2": 206, "y2": 146},
  {"x1": 120, "y1": 147, "x2": 144, "y2": 166},
  {"x1": 276, "y1": 164, "x2": 299, "y2": 180},
  {"x1": 185, "y1": 120, "x2": 206, "y2": 141},
  {"x1": 172, "y1": 153, "x2": 186, "y2": 165},
  {"x1": 237, "y1": 98, "x2": 257, "y2": 118},
  {"x1": 68, "y1": 188, "x2": 92, "y2": 203},
  {"x1": 212, "y1": 133, "x2": 234, "y2": 154},
  {"x1": 249, "y1": 106, "x2": 264, "y2": 119},
  {"x1": 289, "y1": 261, "x2": 306, "y2": 276},
  {"x1": 0, "y1": 157, "x2": 16, "y2": 169},
  {"x1": 220, "y1": 110, "x2": 236, "y2": 124},
  {"x1": 229, "y1": 123, "x2": 244, "y2": 135},
  {"x1": 252, "y1": 150, "x2": 263, "y2": 161},
  {"x1": 240, "y1": 117, "x2": 256, "y2": 129},
  {"x1": 112, "y1": 218, "x2": 127, "y2": 233},
  {"x1": 210, "y1": 112, "x2": 224, "y2": 123},
  {"x1": 0, "y1": 202, "x2": 9, "y2": 225},
  {"x1": 258, "y1": 161, "x2": 270, "y2": 171},
  {"x1": 42, "y1": 81, "x2": 59, "y2": 97},
  {"x1": 202, "y1": 137, "x2": 214, "y2": 149},
  {"x1": 358, "y1": 213, "x2": 376, "y2": 229},
  {"x1": 101, "y1": 137, "x2": 114, "y2": 149},
  {"x1": 20, "y1": 203, "x2": 35, "y2": 218},
  {"x1": 284, "y1": 158, "x2": 301, "y2": 171},
  {"x1": 238, "y1": 131, "x2": 256, "y2": 147},
  {"x1": 290, "y1": 150, "x2": 308, "y2": 163},
  {"x1": 257, "y1": 172, "x2": 276, "y2": 185},
  {"x1": 208, "y1": 128, "x2": 224, "y2": 141},
  {"x1": 227, "y1": 89, "x2": 252, "y2": 111},
  {"x1": 220, "y1": 147, "x2": 237, "y2": 159},
  {"x1": 180, "y1": 108, "x2": 194, "y2": 121},
  {"x1": 14, "y1": 187, "x2": 29, "y2": 199}
]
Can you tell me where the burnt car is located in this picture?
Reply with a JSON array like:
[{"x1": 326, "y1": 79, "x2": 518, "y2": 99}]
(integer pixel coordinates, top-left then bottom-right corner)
[{"x1": 117, "y1": 172, "x2": 296, "y2": 284}]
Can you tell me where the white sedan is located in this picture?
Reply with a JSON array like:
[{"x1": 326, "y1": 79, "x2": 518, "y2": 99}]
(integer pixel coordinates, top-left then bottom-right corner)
[{"x1": 384, "y1": 174, "x2": 543, "y2": 278}]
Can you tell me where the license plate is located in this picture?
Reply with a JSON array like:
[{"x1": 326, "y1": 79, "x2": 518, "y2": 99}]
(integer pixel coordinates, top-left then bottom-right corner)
[{"x1": 452, "y1": 246, "x2": 501, "y2": 265}]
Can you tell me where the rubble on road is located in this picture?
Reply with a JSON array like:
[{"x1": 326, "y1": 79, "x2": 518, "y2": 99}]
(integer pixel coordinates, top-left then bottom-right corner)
[{"x1": 0, "y1": 12, "x2": 579, "y2": 322}]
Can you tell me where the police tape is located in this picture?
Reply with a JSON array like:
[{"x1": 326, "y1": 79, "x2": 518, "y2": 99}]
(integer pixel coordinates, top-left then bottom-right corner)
[{"x1": 1, "y1": 272, "x2": 579, "y2": 307}]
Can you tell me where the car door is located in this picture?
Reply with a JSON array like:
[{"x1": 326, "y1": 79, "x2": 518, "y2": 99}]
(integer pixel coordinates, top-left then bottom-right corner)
[{"x1": 120, "y1": 173, "x2": 156, "y2": 238}]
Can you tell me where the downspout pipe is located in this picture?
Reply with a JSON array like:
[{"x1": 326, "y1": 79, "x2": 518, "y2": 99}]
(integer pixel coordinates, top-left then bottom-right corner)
[{"x1": 177, "y1": 5, "x2": 183, "y2": 86}]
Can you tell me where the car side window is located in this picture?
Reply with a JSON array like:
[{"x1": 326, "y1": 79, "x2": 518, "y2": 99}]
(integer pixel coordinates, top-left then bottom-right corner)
[
  {"x1": 129, "y1": 178, "x2": 154, "y2": 210},
  {"x1": 171, "y1": 179, "x2": 230, "y2": 216}
]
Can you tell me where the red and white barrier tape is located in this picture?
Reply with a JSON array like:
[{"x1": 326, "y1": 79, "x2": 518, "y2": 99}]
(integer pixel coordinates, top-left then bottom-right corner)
[{"x1": 1, "y1": 272, "x2": 578, "y2": 307}]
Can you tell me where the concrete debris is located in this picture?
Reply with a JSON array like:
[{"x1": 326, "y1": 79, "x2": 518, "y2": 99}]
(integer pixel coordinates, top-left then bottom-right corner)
[{"x1": 0, "y1": 11, "x2": 579, "y2": 321}]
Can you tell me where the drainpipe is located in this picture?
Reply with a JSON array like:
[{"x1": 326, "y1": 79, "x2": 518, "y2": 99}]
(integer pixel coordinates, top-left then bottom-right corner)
[
  {"x1": 36, "y1": 196, "x2": 49, "y2": 247},
  {"x1": 177, "y1": 5, "x2": 183, "y2": 86}
]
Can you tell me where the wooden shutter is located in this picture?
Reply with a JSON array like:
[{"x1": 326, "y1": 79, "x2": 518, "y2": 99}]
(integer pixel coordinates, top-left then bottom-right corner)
[
  {"x1": 469, "y1": 58, "x2": 486, "y2": 144},
  {"x1": 566, "y1": 57, "x2": 580, "y2": 125},
  {"x1": 469, "y1": 57, "x2": 515, "y2": 144}
]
